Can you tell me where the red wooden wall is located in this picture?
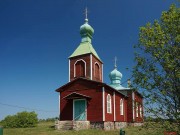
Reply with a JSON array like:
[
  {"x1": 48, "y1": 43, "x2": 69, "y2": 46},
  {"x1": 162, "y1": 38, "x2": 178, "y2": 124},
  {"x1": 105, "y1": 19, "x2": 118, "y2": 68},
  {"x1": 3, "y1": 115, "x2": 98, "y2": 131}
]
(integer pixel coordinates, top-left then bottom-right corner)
[
  {"x1": 134, "y1": 92, "x2": 143, "y2": 122},
  {"x1": 104, "y1": 87, "x2": 128, "y2": 122},
  {"x1": 59, "y1": 79, "x2": 143, "y2": 123},
  {"x1": 115, "y1": 91, "x2": 128, "y2": 122},
  {"x1": 69, "y1": 54, "x2": 103, "y2": 82},
  {"x1": 126, "y1": 90, "x2": 143, "y2": 123},
  {"x1": 59, "y1": 79, "x2": 103, "y2": 122},
  {"x1": 127, "y1": 91, "x2": 133, "y2": 122}
]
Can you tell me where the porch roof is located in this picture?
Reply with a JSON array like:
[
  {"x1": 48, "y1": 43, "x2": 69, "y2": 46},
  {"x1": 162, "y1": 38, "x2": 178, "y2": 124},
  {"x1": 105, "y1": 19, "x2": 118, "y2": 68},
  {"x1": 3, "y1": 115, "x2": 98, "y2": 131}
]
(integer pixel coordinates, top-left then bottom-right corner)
[{"x1": 63, "y1": 92, "x2": 92, "y2": 100}]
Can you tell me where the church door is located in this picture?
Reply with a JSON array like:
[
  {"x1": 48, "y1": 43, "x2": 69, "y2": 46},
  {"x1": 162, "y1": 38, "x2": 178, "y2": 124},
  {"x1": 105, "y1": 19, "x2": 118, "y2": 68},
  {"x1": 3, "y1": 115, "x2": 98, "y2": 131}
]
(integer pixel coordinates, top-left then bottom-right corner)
[{"x1": 74, "y1": 99, "x2": 86, "y2": 121}]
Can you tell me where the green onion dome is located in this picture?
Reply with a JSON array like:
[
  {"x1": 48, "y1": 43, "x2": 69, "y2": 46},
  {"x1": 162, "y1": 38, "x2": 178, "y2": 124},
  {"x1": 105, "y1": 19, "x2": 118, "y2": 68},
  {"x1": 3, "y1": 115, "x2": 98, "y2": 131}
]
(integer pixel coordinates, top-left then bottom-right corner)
[
  {"x1": 80, "y1": 19, "x2": 94, "y2": 42},
  {"x1": 109, "y1": 66, "x2": 127, "y2": 90},
  {"x1": 109, "y1": 68, "x2": 122, "y2": 84}
]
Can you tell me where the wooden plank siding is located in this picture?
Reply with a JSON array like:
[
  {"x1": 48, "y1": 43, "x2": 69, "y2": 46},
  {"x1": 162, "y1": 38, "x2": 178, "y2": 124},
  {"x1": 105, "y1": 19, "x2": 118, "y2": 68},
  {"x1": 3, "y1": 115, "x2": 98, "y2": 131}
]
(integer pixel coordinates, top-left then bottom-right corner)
[
  {"x1": 57, "y1": 78, "x2": 143, "y2": 123},
  {"x1": 59, "y1": 79, "x2": 103, "y2": 122}
]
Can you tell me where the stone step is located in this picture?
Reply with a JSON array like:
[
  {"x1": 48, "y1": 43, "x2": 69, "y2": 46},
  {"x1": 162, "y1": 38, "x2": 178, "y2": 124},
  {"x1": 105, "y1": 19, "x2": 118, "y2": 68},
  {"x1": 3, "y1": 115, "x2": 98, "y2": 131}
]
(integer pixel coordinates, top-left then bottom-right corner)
[
  {"x1": 63, "y1": 123, "x2": 73, "y2": 125},
  {"x1": 62, "y1": 124, "x2": 74, "y2": 130},
  {"x1": 60, "y1": 121, "x2": 74, "y2": 130},
  {"x1": 55, "y1": 120, "x2": 90, "y2": 130}
]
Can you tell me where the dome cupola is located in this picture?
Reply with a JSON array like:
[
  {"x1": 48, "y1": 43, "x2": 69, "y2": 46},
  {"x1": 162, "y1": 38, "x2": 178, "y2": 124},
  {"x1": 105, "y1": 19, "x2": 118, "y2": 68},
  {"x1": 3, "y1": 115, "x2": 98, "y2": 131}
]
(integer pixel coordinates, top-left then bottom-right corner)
[
  {"x1": 109, "y1": 66, "x2": 122, "y2": 84},
  {"x1": 80, "y1": 19, "x2": 94, "y2": 38}
]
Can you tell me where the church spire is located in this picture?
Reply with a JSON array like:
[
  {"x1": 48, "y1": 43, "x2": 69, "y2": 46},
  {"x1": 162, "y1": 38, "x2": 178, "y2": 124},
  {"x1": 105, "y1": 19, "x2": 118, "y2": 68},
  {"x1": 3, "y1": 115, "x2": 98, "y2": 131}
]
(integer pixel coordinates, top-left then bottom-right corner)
[
  {"x1": 69, "y1": 8, "x2": 103, "y2": 82},
  {"x1": 69, "y1": 8, "x2": 101, "y2": 62}
]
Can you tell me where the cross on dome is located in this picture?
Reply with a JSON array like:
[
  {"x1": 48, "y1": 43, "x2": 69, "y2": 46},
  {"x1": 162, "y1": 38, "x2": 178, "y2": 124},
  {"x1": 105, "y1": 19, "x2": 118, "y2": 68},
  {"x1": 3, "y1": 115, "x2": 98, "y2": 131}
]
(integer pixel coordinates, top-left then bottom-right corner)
[
  {"x1": 114, "y1": 56, "x2": 117, "y2": 69},
  {"x1": 84, "y1": 7, "x2": 89, "y2": 22}
]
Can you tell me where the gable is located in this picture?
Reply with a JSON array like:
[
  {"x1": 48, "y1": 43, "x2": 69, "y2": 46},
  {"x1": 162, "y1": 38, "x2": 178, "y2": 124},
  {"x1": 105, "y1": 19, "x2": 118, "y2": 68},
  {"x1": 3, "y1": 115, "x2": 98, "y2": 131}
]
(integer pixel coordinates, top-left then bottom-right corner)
[
  {"x1": 63, "y1": 92, "x2": 92, "y2": 100},
  {"x1": 56, "y1": 78, "x2": 103, "y2": 92},
  {"x1": 56, "y1": 77, "x2": 128, "y2": 98}
]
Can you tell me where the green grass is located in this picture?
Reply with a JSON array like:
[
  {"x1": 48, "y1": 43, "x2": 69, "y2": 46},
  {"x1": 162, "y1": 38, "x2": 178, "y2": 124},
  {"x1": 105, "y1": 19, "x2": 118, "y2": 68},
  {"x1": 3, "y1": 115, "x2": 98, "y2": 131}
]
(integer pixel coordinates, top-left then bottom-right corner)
[{"x1": 2, "y1": 121, "x2": 171, "y2": 135}]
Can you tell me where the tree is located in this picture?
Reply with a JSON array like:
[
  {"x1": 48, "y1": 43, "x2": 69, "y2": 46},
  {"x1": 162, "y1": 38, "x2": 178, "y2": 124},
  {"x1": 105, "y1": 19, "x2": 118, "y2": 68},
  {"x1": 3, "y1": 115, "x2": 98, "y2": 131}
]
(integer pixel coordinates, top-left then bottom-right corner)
[{"x1": 132, "y1": 4, "x2": 180, "y2": 124}]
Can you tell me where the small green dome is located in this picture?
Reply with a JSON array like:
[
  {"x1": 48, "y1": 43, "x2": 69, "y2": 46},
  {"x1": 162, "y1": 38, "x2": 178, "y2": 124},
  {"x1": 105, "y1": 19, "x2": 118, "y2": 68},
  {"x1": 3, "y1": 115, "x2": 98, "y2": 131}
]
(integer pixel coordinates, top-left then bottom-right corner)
[
  {"x1": 109, "y1": 68, "x2": 122, "y2": 82},
  {"x1": 80, "y1": 19, "x2": 94, "y2": 39},
  {"x1": 109, "y1": 61, "x2": 130, "y2": 90}
]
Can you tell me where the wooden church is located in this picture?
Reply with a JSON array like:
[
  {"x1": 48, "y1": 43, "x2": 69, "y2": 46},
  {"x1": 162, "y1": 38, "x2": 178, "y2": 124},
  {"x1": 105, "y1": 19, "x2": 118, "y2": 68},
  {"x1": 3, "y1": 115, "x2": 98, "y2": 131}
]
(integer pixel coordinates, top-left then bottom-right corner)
[{"x1": 55, "y1": 15, "x2": 143, "y2": 130}]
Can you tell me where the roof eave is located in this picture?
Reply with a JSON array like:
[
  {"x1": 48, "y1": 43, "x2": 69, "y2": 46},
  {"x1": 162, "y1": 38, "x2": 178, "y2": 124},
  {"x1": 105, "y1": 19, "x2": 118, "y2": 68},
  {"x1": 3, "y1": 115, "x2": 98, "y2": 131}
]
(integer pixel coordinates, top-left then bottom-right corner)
[{"x1": 68, "y1": 53, "x2": 103, "y2": 63}]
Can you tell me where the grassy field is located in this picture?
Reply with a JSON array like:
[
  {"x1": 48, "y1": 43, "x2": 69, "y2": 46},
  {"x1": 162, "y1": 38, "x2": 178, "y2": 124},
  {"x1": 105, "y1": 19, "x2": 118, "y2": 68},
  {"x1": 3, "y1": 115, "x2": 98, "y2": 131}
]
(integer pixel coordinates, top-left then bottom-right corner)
[{"x1": 3, "y1": 121, "x2": 170, "y2": 135}]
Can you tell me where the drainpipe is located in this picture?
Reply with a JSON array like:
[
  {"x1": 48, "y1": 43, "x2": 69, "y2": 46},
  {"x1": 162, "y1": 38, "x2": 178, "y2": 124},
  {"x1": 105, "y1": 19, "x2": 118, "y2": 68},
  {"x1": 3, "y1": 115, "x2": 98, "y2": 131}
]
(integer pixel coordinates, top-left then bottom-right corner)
[{"x1": 113, "y1": 91, "x2": 116, "y2": 121}]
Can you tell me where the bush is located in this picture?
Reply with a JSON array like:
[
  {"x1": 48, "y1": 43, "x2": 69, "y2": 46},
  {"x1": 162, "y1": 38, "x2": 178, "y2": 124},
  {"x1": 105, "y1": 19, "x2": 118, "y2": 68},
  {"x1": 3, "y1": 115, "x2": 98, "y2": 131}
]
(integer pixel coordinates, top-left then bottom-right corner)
[{"x1": 0, "y1": 111, "x2": 38, "y2": 128}]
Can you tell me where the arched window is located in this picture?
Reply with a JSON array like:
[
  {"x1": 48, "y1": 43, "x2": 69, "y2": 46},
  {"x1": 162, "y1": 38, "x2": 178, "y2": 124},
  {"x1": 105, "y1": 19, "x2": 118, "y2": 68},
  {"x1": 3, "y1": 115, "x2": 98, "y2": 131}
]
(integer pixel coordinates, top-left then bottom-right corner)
[
  {"x1": 120, "y1": 98, "x2": 124, "y2": 115},
  {"x1": 107, "y1": 94, "x2": 112, "y2": 113},
  {"x1": 136, "y1": 102, "x2": 139, "y2": 117},
  {"x1": 75, "y1": 60, "x2": 85, "y2": 77},
  {"x1": 140, "y1": 104, "x2": 142, "y2": 117},
  {"x1": 94, "y1": 63, "x2": 100, "y2": 80}
]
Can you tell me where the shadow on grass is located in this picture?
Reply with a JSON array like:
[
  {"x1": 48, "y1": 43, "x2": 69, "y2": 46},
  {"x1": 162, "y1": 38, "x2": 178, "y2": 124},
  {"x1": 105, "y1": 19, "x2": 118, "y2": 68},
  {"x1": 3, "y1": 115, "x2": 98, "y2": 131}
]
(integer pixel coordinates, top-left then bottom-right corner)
[{"x1": 49, "y1": 125, "x2": 55, "y2": 129}]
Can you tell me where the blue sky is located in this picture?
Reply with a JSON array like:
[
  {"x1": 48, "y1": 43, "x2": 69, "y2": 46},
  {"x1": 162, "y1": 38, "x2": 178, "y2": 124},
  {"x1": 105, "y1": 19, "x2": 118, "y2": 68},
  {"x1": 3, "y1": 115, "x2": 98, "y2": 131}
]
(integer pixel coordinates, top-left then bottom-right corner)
[{"x1": 0, "y1": 0, "x2": 177, "y2": 120}]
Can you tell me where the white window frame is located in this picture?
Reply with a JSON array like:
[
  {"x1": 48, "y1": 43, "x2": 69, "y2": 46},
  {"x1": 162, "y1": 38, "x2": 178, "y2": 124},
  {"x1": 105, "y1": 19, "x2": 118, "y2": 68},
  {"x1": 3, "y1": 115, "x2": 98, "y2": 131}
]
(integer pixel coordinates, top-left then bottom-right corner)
[
  {"x1": 136, "y1": 102, "x2": 139, "y2": 117},
  {"x1": 102, "y1": 64, "x2": 103, "y2": 82},
  {"x1": 107, "y1": 94, "x2": 112, "y2": 114},
  {"x1": 90, "y1": 54, "x2": 92, "y2": 80},
  {"x1": 94, "y1": 62, "x2": 101, "y2": 80},
  {"x1": 140, "y1": 104, "x2": 142, "y2": 117},
  {"x1": 102, "y1": 87, "x2": 105, "y2": 121},
  {"x1": 132, "y1": 92, "x2": 135, "y2": 121},
  {"x1": 74, "y1": 59, "x2": 86, "y2": 77},
  {"x1": 120, "y1": 98, "x2": 124, "y2": 115}
]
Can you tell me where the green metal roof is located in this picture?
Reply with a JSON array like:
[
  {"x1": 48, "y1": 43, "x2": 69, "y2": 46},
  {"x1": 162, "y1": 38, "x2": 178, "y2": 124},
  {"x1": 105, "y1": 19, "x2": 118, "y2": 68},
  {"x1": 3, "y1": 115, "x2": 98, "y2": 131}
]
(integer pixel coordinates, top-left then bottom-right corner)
[{"x1": 69, "y1": 42, "x2": 101, "y2": 61}]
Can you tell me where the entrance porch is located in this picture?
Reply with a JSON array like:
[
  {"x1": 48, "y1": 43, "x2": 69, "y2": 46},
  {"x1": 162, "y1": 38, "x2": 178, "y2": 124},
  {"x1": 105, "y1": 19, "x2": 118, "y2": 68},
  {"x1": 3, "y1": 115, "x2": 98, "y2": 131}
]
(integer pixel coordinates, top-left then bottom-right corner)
[{"x1": 55, "y1": 120, "x2": 90, "y2": 130}]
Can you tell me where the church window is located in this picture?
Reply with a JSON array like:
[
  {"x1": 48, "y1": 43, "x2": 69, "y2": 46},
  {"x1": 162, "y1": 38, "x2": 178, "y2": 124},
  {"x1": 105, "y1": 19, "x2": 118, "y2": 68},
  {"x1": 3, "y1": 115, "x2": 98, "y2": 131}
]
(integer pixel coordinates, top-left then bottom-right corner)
[
  {"x1": 94, "y1": 62, "x2": 100, "y2": 80},
  {"x1": 140, "y1": 104, "x2": 142, "y2": 117},
  {"x1": 120, "y1": 98, "x2": 124, "y2": 115},
  {"x1": 75, "y1": 60, "x2": 86, "y2": 77},
  {"x1": 107, "y1": 94, "x2": 112, "y2": 113},
  {"x1": 136, "y1": 102, "x2": 139, "y2": 117}
]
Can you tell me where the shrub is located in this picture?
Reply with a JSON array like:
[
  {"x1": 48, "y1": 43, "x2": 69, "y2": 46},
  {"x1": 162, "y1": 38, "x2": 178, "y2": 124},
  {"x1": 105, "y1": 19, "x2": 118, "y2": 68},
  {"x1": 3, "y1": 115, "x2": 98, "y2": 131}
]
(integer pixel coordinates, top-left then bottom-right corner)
[{"x1": 0, "y1": 111, "x2": 38, "y2": 128}]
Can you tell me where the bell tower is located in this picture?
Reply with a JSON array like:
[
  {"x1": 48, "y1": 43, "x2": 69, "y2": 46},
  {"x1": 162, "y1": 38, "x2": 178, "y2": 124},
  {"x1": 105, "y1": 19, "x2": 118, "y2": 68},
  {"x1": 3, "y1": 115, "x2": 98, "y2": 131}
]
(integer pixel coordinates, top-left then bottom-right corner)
[{"x1": 68, "y1": 9, "x2": 103, "y2": 82}]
